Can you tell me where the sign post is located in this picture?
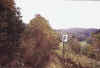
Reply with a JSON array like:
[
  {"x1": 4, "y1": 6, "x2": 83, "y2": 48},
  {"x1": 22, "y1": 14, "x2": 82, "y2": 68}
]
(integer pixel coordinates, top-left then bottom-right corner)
[{"x1": 62, "y1": 34, "x2": 68, "y2": 68}]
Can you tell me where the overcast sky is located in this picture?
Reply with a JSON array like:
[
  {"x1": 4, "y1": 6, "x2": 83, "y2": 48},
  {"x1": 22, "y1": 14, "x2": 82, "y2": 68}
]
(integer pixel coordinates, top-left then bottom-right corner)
[{"x1": 15, "y1": 0, "x2": 100, "y2": 29}]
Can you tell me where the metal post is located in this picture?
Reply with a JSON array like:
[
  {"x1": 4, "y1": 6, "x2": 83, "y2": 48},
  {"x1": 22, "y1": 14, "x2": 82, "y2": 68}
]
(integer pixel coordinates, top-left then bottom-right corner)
[
  {"x1": 63, "y1": 41, "x2": 65, "y2": 68},
  {"x1": 62, "y1": 34, "x2": 68, "y2": 68}
]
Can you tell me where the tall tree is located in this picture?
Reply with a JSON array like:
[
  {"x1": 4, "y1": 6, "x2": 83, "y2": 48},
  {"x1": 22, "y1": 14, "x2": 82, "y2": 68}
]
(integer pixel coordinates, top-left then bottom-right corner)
[
  {"x1": 0, "y1": 0, "x2": 24, "y2": 65},
  {"x1": 21, "y1": 14, "x2": 59, "y2": 68}
]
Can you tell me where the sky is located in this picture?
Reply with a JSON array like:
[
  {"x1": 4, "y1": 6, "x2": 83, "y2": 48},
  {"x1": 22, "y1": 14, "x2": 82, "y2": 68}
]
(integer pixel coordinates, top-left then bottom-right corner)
[{"x1": 15, "y1": 0, "x2": 100, "y2": 29}]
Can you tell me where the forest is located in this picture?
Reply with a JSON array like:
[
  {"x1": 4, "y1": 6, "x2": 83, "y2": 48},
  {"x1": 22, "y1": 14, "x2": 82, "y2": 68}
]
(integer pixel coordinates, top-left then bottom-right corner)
[{"x1": 0, "y1": 0, "x2": 100, "y2": 68}]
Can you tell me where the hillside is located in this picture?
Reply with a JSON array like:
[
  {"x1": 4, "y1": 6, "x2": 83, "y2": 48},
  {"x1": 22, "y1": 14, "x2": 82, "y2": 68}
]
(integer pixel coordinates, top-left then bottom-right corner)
[{"x1": 56, "y1": 28, "x2": 99, "y2": 41}]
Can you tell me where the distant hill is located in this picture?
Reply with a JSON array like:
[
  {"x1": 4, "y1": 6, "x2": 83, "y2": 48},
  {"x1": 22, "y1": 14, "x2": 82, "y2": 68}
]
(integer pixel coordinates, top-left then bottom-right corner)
[{"x1": 55, "y1": 28, "x2": 99, "y2": 41}]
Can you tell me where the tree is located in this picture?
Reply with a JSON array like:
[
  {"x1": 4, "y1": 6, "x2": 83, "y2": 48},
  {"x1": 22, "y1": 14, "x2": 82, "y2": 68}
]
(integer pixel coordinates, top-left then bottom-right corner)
[
  {"x1": 0, "y1": 0, "x2": 15, "y2": 11},
  {"x1": 67, "y1": 37, "x2": 81, "y2": 54},
  {"x1": 0, "y1": 0, "x2": 24, "y2": 65},
  {"x1": 88, "y1": 32, "x2": 100, "y2": 60},
  {"x1": 21, "y1": 14, "x2": 60, "y2": 68}
]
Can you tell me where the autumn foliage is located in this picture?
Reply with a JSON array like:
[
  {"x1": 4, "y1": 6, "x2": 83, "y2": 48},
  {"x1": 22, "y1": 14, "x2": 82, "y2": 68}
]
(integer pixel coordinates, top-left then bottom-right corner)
[
  {"x1": 0, "y1": 0, "x2": 15, "y2": 11},
  {"x1": 20, "y1": 15, "x2": 59, "y2": 68},
  {"x1": 0, "y1": 0, "x2": 100, "y2": 68},
  {"x1": 0, "y1": 0, "x2": 24, "y2": 65}
]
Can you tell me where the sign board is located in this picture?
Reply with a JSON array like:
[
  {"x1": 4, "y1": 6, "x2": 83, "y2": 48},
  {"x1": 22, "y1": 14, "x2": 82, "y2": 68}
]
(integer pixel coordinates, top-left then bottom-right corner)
[{"x1": 62, "y1": 34, "x2": 68, "y2": 42}]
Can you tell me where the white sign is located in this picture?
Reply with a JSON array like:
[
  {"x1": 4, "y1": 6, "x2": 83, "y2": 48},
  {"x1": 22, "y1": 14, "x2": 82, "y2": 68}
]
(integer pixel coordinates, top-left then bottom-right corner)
[{"x1": 62, "y1": 34, "x2": 68, "y2": 42}]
